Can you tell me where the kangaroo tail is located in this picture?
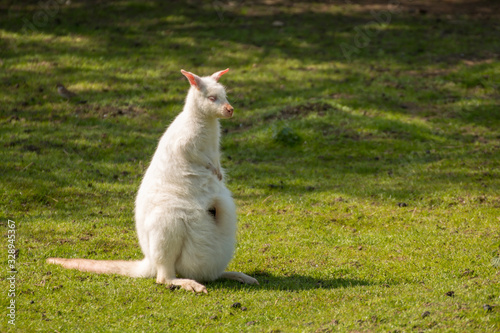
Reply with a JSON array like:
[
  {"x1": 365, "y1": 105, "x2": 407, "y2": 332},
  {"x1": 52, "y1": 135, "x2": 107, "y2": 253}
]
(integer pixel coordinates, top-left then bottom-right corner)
[{"x1": 46, "y1": 257, "x2": 155, "y2": 278}]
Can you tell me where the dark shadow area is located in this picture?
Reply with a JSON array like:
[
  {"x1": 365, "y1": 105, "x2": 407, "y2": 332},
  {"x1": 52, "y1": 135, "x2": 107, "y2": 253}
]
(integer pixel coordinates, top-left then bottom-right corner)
[{"x1": 207, "y1": 271, "x2": 375, "y2": 291}]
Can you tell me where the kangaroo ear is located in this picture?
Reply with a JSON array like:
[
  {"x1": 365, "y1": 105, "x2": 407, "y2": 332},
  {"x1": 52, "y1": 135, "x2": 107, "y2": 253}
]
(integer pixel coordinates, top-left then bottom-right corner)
[
  {"x1": 181, "y1": 70, "x2": 203, "y2": 90},
  {"x1": 211, "y1": 68, "x2": 229, "y2": 82}
]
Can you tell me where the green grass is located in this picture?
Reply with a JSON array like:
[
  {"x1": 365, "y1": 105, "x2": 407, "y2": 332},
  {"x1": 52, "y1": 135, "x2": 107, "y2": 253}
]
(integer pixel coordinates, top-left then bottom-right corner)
[{"x1": 1, "y1": 0, "x2": 499, "y2": 331}]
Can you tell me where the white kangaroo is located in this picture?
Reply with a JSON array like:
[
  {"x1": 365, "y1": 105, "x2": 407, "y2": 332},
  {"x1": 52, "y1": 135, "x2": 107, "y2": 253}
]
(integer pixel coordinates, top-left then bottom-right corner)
[{"x1": 47, "y1": 69, "x2": 258, "y2": 293}]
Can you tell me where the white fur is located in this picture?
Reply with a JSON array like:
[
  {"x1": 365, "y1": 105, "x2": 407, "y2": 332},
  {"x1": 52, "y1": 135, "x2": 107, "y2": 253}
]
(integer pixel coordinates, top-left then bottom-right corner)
[{"x1": 47, "y1": 69, "x2": 258, "y2": 293}]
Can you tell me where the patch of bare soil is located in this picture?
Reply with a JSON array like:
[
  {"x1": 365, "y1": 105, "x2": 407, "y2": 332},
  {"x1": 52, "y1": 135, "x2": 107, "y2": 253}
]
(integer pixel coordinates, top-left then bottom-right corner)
[
  {"x1": 242, "y1": 0, "x2": 500, "y2": 19},
  {"x1": 371, "y1": 0, "x2": 500, "y2": 18},
  {"x1": 75, "y1": 104, "x2": 145, "y2": 118}
]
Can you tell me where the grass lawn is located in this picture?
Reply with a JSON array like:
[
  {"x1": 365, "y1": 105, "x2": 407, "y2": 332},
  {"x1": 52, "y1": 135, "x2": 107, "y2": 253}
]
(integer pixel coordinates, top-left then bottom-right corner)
[{"x1": 1, "y1": 0, "x2": 499, "y2": 331}]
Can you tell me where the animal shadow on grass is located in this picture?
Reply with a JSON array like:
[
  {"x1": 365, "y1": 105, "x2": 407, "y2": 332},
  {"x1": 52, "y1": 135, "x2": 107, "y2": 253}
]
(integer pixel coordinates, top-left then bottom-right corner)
[{"x1": 208, "y1": 271, "x2": 374, "y2": 291}]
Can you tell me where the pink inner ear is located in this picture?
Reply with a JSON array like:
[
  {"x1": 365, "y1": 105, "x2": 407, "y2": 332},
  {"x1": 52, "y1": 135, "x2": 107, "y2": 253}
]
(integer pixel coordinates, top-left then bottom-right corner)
[
  {"x1": 212, "y1": 68, "x2": 230, "y2": 82},
  {"x1": 181, "y1": 70, "x2": 200, "y2": 89}
]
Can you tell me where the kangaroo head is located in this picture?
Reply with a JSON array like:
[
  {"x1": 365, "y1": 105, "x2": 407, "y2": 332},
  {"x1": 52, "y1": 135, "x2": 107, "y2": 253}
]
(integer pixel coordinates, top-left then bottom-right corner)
[{"x1": 181, "y1": 69, "x2": 233, "y2": 119}]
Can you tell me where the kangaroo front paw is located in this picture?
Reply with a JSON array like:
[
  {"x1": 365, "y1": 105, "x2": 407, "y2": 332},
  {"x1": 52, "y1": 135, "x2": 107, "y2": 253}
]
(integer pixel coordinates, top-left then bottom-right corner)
[
  {"x1": 212, "y1": 167, "x2": 222, "y2": 181},
  {"x1": 206, "y1": 163, "x2": 223, "y2": 181}
]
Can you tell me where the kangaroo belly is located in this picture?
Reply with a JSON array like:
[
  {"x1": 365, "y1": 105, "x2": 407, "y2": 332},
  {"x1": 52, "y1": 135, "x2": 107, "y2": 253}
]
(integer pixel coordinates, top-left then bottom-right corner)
[{"x1": 175, "y1": 191, "x2": 237, "y2": 281}]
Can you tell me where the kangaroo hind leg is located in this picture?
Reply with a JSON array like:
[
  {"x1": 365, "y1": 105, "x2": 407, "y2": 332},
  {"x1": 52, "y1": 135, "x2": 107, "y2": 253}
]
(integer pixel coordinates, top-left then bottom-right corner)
[
  {"x1": 148, "y1": 213, "x2": 208, "y2": 294},
  {"x1": 220, "y1": 271, "x2": 259, "y2": 285}
]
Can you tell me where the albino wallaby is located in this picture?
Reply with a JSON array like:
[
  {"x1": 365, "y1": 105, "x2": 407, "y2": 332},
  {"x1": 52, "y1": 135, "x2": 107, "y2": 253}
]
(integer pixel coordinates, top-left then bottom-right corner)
[{"x1": 47, "y1": 69, "x2": 258, "y2": 293}]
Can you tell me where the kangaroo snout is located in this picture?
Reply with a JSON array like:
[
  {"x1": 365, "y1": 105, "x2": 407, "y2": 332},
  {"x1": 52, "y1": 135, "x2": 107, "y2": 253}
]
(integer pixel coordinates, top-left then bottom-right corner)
[{"x1": 224, "y1": 103, "x2": 234, "y2": 117}]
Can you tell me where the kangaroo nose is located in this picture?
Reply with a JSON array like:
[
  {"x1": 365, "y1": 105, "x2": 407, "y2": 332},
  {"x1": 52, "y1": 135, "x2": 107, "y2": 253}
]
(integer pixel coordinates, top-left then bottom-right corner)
[{"x1": 224, "y1": 104, "x2": 234, "y2": 117}]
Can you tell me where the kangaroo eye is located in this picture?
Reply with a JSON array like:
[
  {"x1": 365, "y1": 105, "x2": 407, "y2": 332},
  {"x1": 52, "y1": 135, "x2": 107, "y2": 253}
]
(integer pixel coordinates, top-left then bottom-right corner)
[{"x1": 208, "y1": 96, "x2": 217, "y2": 102}]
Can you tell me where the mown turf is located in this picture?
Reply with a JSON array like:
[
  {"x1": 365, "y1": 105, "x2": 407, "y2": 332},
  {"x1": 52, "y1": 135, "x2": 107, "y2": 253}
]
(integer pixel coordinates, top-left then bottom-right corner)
[{"x1": 1, "y1": 0, "x2": 499, "y2": 332}]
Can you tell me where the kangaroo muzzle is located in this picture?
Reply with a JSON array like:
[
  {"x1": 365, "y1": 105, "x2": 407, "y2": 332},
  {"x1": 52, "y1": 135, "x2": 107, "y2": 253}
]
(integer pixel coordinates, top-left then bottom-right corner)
[{"x1": 223, "y1": 103, "x2": 234, "y2": 118}]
